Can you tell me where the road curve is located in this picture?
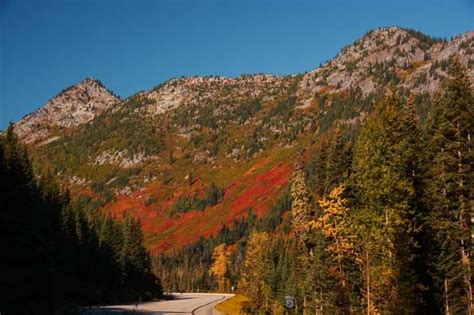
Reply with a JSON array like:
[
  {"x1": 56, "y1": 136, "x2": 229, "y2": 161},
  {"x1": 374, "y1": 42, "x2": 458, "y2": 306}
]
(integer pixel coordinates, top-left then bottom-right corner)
[{"x1": 83, "y1": 293, "x2": 234, "y2": 315}]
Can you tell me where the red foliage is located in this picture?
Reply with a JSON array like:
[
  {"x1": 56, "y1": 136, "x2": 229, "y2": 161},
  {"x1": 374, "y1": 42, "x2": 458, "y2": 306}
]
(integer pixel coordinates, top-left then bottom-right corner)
[
  {"x1": 229, "y1": 162, "x2": 292, "y2": 218},
  {"x1": 104, "y1": 161, "x2": 293, "y2": 255}
]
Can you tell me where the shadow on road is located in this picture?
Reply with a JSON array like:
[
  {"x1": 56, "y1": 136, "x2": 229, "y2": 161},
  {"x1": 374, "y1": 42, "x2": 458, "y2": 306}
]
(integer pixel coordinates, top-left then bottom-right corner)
[
  {"x1": 164, "y1": 297, "x2": 200, "y2": 301},
  {"x1": 82, "y1": 307, "x2": 189, "y2": 314}
]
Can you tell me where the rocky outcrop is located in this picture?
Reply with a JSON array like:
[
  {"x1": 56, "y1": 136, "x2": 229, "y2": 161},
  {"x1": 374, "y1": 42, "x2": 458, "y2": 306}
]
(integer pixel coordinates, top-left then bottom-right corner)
[
  {"x1": 14, "y1": 78, "x2": 119, "y2": 143},
  {"x1": 140, "y1": 75, "x2": 291, "y2": 116},
  {"x1": 93, "y1": 149, "x2": 157, "y2": 168},
  {"x1": 297, "y1": 27, "x2": 474, "y2": 106}
]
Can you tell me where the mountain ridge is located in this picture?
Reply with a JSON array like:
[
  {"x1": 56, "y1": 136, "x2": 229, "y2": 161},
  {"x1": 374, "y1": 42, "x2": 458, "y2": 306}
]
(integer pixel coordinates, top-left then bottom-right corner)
[
  {"x1": 14, "y1": 27, "x2": 474, "y2": 145},
  {"x1": 11, "y1": 27, "x2": 474, "y2": 253},
  {"x1": 297, "y1": 27, "x2": 474, "y2": 106}
]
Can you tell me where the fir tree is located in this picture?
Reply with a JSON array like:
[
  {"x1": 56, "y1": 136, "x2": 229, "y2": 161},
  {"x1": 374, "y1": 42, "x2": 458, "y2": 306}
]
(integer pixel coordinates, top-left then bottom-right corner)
[
  {"x1": 351, "y1": 95, "x2": 423, "y2": 313},
  {"x1": 0, "y1": 125, "x2": 161, "y2": 312},
  {"x1": 425, "y1": 57, "x2": 474, "y2": 314}
]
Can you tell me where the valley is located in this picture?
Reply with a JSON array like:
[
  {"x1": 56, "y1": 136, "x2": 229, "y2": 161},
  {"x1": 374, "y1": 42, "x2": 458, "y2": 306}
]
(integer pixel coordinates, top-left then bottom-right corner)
[{"x1": 2, "y1": 26, "x2": 473, "y2": 314}]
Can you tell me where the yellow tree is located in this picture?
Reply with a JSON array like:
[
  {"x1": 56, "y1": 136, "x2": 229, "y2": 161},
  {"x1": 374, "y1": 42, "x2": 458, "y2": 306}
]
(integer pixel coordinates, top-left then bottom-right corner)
[
  {"x1": 313, "y1": 185, "x2": 354, "y2": 292},
  {"x1": 291, "y1": 170, "x2": 311, "y2": 232},
  {"x1": 290, "y1": 158, "x2": 321, "y2": 311},
  {"x1": 209, "y1": 243, "x2": 229, "y2": 292},
  {"x1": 240, "y1": 231, "x2": 272, "y2": 310},
  {"x1": 290, "y1": 166, "x2": 314, "y2": 256}
]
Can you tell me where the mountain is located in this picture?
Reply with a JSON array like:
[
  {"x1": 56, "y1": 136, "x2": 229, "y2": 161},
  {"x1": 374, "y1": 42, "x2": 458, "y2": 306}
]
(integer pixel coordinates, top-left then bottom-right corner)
[
  {"x1": 298, "y1": 27, "x2": 474, "y2": 105},
  {"x1": 12, "y1": 27, "x2": 474, "y2": 254},
  {"x1": 14, "y1": 78, "x2": 119, "y2": 144}
]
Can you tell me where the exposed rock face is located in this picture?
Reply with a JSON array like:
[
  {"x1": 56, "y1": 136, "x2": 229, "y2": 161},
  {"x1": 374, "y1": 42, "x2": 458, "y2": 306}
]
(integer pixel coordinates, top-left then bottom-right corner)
[
  {"x1": 140, "y1": 75, "x2": 290, "y2": 116},
  {"x1": 297, "y1": 27, "x2": 474, "y2": 106},
  {"x1": 93, "y1": 149, "x2": 157, "y2": 168},
  {"x1": 14, "y1": 78, "x2": 119, "y2": 144}
]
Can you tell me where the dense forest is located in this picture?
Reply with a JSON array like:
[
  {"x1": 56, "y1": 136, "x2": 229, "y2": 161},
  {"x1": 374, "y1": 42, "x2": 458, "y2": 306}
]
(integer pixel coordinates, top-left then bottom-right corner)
[
  {"x1": 154, "y1": 58, "x2": 473, "y2": 314},
  {"x1": 0, "y1": 127, "x2": 162, "y2": 314}
]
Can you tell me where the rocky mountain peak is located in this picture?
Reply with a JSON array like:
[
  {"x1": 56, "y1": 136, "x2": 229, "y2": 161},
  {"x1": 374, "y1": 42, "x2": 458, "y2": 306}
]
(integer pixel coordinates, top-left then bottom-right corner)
[
  {"x1": 336, "y1": 27, "x2": 439, "y2": 61},
  {"x1": 297, "y1": 27, "x2": 474, "y2": 107},
  {"x1": 14, "y1": 78, "x2": 119, "y2": 144}
]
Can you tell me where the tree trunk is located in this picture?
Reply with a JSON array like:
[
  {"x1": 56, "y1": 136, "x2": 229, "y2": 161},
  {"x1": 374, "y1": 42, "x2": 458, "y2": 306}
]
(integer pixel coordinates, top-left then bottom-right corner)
[
  {"x1": 366, "y1": 248, "x2": 371, "y2": 315},
  {"x1": 303, "y1": 295, "x2": 307, "y2": 315},
  {"x1": 461, "y1": 242, "x2": 473, "y2": 315},
  {"x1": 457, "y1": 147, "x2": 473, "y2": 314},
  {"x1": 444, "y1": 277, "x2": 450, "y2": 315},
  {"x1": 320, "y1": 290, "x2": 324, "y2": 314}
]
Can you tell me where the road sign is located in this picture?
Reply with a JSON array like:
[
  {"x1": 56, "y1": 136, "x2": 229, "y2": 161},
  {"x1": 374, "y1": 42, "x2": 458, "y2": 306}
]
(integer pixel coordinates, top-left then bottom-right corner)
[{"x1": 285, "y1": 295, "x2": 295, "y2": 309}]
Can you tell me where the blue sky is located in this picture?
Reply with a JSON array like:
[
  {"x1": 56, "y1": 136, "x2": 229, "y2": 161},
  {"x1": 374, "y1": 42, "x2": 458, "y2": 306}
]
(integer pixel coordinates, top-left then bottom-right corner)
[{"x1": 1, "y1": 0, "x2": 473, "y2": 129}]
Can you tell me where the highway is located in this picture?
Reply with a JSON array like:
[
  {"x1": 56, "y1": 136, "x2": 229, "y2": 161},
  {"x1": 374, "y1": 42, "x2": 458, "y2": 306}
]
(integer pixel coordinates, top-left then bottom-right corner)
[{"x1": 83, "y1": 293, "x2": 234, "y2": 315}]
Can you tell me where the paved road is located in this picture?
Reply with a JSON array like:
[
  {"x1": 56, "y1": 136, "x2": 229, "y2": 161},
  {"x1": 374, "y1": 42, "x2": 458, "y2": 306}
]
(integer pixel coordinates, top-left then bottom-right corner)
[{"x1": 83, "y1": 293, "x2": 234, "y2": 315}]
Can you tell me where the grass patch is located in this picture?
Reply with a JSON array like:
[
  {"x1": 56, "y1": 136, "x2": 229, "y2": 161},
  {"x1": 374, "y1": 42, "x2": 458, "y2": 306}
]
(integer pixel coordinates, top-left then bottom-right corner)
[{"x1": 216, "y1": 294, "x2": 252, "y2": 315}]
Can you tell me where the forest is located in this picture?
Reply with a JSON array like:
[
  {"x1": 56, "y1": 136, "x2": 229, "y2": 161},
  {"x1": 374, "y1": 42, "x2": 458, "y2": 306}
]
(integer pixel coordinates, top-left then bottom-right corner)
[
  {"x1": 154, "y1": 58, "x2": 473, "y2": 314},
  {"x1": 0, "y1": 126, "x2": 162, "y2": 313}
]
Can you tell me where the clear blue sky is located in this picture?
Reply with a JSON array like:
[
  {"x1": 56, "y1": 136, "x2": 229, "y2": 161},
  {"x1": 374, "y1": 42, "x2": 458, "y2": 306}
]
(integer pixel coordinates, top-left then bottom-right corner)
[{"x1": 1, "y1": 0, "x2": 473, "y2": 129}]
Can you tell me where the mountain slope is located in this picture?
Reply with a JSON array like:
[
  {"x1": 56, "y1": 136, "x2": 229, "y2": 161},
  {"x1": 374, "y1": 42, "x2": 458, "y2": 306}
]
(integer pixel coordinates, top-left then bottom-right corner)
[{"x1": 13, "y1": 27, "x2": 474, "y2": 254}]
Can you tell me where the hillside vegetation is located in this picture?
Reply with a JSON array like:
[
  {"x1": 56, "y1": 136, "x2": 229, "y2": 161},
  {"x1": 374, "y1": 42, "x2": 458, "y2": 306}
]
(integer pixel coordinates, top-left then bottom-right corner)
[{"x1": 7, "y1": 27, "x2": 474, "y2": 313}]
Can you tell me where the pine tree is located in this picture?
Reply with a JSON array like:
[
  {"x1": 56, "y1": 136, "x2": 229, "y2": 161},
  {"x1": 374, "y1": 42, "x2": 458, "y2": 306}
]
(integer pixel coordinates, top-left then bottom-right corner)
[
  {"x1": 0, "y1": 124, "x2": 161, "y2": 311},
  {"x1": 291, "y1": 151, "x2": 336, "y2": 312},
  {"x1": 425, "y1": 57, "x2": 473, "y2": 314},
  {"x1": 0, "y1": 124, "x2": 53, "y2": 313},
  {"x1": 351, "y1": 95, "x2": 423, "y2": 313},
  {"x1": 323, "y1": 126, "x2": 353, "y2": 195},
  {"x1": 120, "y1": 214, "x2": 151, "y2": 287}
]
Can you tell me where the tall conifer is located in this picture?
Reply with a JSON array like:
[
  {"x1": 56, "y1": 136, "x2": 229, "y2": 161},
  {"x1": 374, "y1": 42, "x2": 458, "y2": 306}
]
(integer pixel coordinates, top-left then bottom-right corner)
[{"x1": 425, "y1": 57, "x2": 473, "y2": 314}]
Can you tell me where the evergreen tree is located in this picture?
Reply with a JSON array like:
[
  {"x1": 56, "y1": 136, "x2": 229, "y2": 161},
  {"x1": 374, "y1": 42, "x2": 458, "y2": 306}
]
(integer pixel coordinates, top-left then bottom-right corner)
[
  {"x1": 351, "y1": 95, "x2": 423, "y2": 313},
  {"x1": 424, "y1": 57, "x2": 474, "y2": 314},
  {"x1": 323, "y1": 126, "x2": 354, "y2": 195},
  {"x1": 0, "y1": 124, "x2": 54, "y2": 313},
  {"x1": 120, "y1": 214, "x2": 152, "y2": 290},
  {"x1": 0, "y1": 125, "x2": 161, "y2": 312}
]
